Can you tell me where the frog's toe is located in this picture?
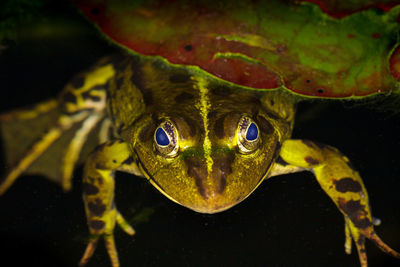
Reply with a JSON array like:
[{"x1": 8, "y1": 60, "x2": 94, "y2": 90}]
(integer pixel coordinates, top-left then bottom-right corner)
[
  {"x1": 79, "y1": 234, "x2": 121, "y2": 267},
  {"x1": 368, "y1": 231, "x2": 400, "y2": 259},
  {"x1": 352, "y1": 231, "x2": 400, "y2": 267},
  {"x1": 104, "y1": 234, "x2": 120, "y2": 267},
  {"x1": 344, "y1": 216, "x2": 400, "y2": 267},
  {"x1": 352, "y1": 234, "x2": 368, "y2": 267},
  {"x1": 116, "y1": 211, "x2": 135, "y2": 235},
  {"x1": 79, "y1": 237, "x2": 99, "y2": 267}
]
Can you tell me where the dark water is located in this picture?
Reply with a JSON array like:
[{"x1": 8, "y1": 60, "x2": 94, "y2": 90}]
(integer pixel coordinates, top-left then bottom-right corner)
[{"x1": 0, "y1": 3, "x2": 399, "y2": 267}]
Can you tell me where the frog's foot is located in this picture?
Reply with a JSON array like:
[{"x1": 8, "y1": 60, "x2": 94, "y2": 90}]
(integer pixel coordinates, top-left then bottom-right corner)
[
  {"x1": 344, "y1": 216, "x2": 400, "y2": 267},
  {"x1": 79, "y1": 211, "x2": 135, "y2": 267},
  {"x1": 0, "y1": 111, "x2": 91, "y2": 195}
]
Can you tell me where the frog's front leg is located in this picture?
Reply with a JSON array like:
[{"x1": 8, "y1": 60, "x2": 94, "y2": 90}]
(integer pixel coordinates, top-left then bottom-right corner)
[
  {"x1": 270, "y1": 139, "x2": 399, "y2": 267},
  {"x1": 79, "y1": 140, "x2": 136, "y2": 267}
]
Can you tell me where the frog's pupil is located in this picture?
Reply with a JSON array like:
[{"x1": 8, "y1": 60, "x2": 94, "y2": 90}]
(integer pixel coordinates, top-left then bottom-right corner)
[
  {"x1": 156, "y1": 128, "x2": 170, "y2": 146},
  {"x1": 246, "y1": 123, "x2": 258, "y2": 141}
]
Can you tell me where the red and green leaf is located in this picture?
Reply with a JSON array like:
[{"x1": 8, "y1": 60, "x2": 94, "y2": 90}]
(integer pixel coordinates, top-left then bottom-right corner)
[{"x1": 74, "y1": 0, "x2": 400, "y2": 98}]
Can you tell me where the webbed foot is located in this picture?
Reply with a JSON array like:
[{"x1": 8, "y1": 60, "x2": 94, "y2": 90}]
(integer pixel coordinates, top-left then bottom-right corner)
[{"x1": 344, "y1": 216, "x2": 399, "y2": 267}]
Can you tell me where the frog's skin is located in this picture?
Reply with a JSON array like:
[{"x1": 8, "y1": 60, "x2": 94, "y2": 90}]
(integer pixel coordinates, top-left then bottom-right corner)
[{"x1": 0, "y1": 53, "x2": 399, "y2": 267}]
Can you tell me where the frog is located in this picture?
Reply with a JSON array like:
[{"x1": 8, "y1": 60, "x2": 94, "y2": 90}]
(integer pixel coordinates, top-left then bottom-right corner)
[{"x1": 0, "y1": 51, "x2": 399, "y2": 267}]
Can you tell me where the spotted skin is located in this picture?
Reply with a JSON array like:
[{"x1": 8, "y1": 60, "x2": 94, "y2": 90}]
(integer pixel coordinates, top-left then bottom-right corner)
[
  {"x1": 80, "y1": 140, "x2": 135, "y2": 267},
  {"x1": 0, "y1": 53, "x2": 398, "y2": 267}
]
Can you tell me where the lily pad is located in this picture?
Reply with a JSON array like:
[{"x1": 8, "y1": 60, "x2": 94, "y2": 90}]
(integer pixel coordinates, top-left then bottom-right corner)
[
  {"x1": 74, "y1": 0, "x2": 400, "y2": 98},
  {"x1": 298, "y1": 0, "x2": 400, "y2": 18}
]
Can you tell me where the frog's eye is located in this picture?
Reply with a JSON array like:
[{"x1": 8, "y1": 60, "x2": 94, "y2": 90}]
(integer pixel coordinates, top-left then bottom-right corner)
[
  {"x1": 237, "y1": 116, "x2": 260, "y2": 154},
  {"x1": 154, "y1": 120, "x2": 179, "y2": 157}
]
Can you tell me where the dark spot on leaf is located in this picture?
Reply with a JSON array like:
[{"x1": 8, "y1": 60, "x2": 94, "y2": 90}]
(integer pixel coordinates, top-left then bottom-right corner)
[
  {"x1": 184, "y1": 44, "x2": 193, "y2": 51},
  {"x1": 372, "y1": 33, "x2": 381, "y2": 39},
  {"x1": 306, "y1": 79, "x2": 311, "y2": 83},
  {"x1": 83, "y1": 183, "x2": 99, "y2": 195},
  {"x1": 276, "y1": 44, "x2": 286, "y2": 53},
  {"x1": 317, "y1": 88, "x2": 324, "y2": 94},
  {"x1": 334, "y1": 177, "x2": 362, "y2": 193}
]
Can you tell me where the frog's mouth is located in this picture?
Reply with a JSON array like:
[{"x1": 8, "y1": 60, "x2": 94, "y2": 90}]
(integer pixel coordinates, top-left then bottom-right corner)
[
  {"x1": 132, "y1": 150, "x2": 182, "y2": 205},
  {"x1": 133, "y1": 149, "x2": 276, "y2": 214}
]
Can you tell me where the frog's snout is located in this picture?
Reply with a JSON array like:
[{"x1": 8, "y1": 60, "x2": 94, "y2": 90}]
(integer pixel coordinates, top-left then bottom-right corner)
[{"x1": 183, "y1": 153, "x2": 239, "y2": 213}]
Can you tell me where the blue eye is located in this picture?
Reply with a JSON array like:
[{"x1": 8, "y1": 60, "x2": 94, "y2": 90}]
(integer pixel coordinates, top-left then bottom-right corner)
[
  {"x1": 237, "y1": 116, "x2": 260, "y2": 154},
  {"x1": 155, "y1": 128, "x2": 170, "y2": 146},
  {"x1": 154, "y1": 121, "x2": 179, "y2": 157},
  {"x1": 246, "y1": 123, "x2": 258, "y2": 141}
]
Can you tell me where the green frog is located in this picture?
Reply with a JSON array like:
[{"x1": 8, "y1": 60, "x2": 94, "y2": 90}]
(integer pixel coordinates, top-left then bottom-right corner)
[{"x1": 0, "y1": 53, "x2": 398, "y2": 267}]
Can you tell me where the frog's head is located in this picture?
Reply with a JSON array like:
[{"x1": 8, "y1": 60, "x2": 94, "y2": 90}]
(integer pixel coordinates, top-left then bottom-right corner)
[
  {"x1": 124, "y1": 65, "x2": 287, "y2": 214},
  {"x1": 129, "y1": 90, "x2": 284, "y2": 214}
]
